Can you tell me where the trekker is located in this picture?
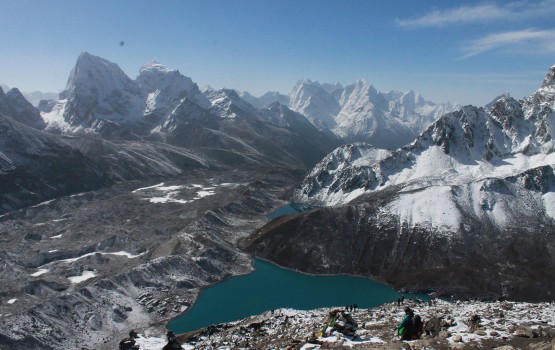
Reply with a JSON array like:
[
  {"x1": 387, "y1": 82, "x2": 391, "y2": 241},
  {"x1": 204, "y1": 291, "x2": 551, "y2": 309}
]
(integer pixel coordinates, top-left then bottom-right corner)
[
  {"x1": 162, "y1": 330, "x2": 181, "y2": 350},
  {"x1": 395, "y1": 307, "x2": 414, "y2": 340}
]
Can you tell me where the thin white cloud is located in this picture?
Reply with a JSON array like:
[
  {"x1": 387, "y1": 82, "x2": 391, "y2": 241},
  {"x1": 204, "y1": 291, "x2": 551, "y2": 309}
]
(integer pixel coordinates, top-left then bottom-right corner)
[
  {"x1": 398, "y1": 1, "x2": 555, "y2": 27},
  {"x1": 461, "y1": 28, "x2": 555, "y2": 58}
]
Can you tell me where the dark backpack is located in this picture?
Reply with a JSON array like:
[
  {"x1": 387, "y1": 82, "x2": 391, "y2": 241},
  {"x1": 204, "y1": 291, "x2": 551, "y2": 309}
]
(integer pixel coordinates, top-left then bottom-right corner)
[
  {"x1": 411, "y1": 314, "x2": 423, "y2": 339},
  {"x1": 119, "y1": 338, "x2": 138, "y2": 350}
]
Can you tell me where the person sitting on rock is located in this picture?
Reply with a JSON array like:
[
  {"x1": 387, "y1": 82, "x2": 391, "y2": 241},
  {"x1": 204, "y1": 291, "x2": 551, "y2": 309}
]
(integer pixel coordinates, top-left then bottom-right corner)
[{"x1": 395, "y1": 306, "x2": 414, "y2": 340}]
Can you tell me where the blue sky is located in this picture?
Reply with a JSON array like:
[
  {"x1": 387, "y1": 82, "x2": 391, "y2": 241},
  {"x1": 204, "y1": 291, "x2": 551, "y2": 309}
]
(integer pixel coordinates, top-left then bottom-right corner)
[{"x1": 1, "y1": 0, "x2": 554, "y2": 106}]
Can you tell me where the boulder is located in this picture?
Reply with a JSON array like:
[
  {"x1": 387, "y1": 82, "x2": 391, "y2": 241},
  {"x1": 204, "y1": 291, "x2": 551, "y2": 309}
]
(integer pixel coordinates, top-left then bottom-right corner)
[{"x1": 439, "y1": 331, "x2": 451, "y2": 339}]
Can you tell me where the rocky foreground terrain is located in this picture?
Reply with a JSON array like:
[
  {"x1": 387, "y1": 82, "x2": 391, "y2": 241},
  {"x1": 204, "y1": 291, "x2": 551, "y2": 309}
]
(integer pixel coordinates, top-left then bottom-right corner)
[{"x1": 128, "y1": 299, "x2": 555, "y2": 350}]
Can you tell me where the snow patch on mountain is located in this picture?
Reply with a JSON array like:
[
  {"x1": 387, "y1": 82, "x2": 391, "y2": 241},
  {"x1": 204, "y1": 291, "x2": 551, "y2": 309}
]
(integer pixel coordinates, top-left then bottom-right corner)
[{"x1": 389, "y1": 186, "x2": 462, "y2": 230}]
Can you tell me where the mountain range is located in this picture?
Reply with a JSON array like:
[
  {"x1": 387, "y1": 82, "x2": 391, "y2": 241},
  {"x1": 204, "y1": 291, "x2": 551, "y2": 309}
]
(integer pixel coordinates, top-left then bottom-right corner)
[
  {"x1": 241, "y1": 78, "x2": 457, "y2": 149},
  {"x1": 246, "y1": 65, "x2": 555, "y2": 301},
  {"x1": 1, "y1": 50, "x2": 554, "y2": 349},
  {"x1": 0, "y1": 52, "x2": 345, "y2": 213}
]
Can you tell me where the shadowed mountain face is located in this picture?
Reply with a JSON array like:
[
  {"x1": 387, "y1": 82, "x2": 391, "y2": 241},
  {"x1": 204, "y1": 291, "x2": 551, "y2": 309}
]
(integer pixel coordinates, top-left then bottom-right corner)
[
  {"x1": 0, "y1": 114, "x2": 108, "y2": 213},
  {"x1": 0, "y1": 87, "x2": 46, "y2": 130},
  {"x1": 245, "y1": 65, "x2": 555, "y2": 302}
]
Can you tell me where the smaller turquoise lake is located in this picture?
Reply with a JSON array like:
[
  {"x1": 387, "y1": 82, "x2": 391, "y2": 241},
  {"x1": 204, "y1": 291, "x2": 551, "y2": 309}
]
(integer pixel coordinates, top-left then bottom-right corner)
[
  {"x1": 266, "y1": 203, "x2": 316, "y2": 220},
  {"x1": 167, "y1": 259, "x2": 429, "y2": 333}
]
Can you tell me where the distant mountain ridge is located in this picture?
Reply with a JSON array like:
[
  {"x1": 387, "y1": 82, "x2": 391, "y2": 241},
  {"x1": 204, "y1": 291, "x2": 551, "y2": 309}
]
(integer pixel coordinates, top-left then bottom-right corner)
[
  {"x1": 0, "y1": 83, "x2": 57, "y2": 107},
  {"x1": 241, "y1": 78, "x2": 457, "y2": 149}
]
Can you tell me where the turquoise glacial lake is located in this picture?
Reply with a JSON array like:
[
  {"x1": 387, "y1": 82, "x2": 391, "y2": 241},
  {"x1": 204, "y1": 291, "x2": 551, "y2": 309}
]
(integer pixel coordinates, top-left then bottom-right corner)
[
  {"x1": 167, "y1": 258, "x2": 429, "y2": 333},
  {"x1": 266, "y1": 203, "x2": 317, "y2": 220}
]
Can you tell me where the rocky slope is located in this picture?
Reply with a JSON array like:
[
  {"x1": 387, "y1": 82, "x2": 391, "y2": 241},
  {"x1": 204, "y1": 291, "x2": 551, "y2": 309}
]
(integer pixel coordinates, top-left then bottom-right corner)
[
  {"x1": 0, "y1": 113, "x2": 108, "y2": 214},
  {"x1": 246, "y1": 65, "x2": 555, "y2": 302},
  {"x1": 0, "y1": 87, "x2": 46, "y2": 129},
  {"x1": 0, "y1": 167, "x2": 300, "y2": 350}
]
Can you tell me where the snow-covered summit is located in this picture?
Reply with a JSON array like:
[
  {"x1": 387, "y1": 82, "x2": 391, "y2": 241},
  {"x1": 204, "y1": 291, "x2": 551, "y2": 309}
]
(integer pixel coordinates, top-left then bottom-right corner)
[
  {"x1": 206, "y1": 88, "x2": 259, "y2": 119},
  {"x1": 138, "y1": 60, "x2": 209, "y2": 122},
  {"x1": 288, "y1": 77, "x2": 457, "y2": 149},
  {"x1": 238, "y1": 90, "x2": 290, "y2": 109},
  {"x1": 44, "y1": 52, "x2": 144, "y2": 133},
  {"x1": 137, "y1": 61, "x2": 208, "y2": 106},
  {"x1": 289, "y1": 79, "x2": 341, "y2": 132},
  {"x1": 61, "y1": 52, "x2": 140, "y2": 100},
  {"x1": 529, "y1": 65, "x2": 555, "y2": 108}
]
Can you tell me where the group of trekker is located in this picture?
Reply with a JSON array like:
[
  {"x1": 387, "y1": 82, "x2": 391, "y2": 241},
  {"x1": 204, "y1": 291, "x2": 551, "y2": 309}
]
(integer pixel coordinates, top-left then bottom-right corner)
[
  {"x1": 395, "y1": 306, "x2": 424, "y2": 340},
  {"x1": 120, "y1": 304, "x2": 425, "y2": 348}
]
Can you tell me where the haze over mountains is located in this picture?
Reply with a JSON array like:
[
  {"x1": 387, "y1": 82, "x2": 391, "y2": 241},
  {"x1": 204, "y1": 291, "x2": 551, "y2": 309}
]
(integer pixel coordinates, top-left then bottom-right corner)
[
  {"x1": 0, "y1": 83, "x2": 57, "y2": 108},
  {"x1": 1, "y1": 51, "x2": 554, "y2": 349}
]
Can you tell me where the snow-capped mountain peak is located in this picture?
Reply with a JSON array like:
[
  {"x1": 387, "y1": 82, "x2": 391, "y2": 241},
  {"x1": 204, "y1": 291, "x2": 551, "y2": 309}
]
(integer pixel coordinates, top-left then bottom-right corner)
[
  {"x1": 207, "y1": 88, "x2": 259, "y2": 119},
  {"x1": 137, "y1": 60, "x2": 209, "y2": 120},
  {"x1": 62, "y1": 52, "x2": 140, "y2": 99},
  {"x1": 542, "y1": 65, "x2": 555, "y2": 88},
  {"x1": 44, "y1": 51, "x2": 144, "y2": 132},
  {"x1": 531, "y1": 65, "x2": 555, "y2": 108}
]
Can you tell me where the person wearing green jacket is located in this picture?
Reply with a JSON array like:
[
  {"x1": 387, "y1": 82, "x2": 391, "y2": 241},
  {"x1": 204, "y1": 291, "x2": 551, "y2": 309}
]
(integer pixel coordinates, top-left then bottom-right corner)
[{"x1": 395, "y1": 306, "x2": 414, "y2": 340}]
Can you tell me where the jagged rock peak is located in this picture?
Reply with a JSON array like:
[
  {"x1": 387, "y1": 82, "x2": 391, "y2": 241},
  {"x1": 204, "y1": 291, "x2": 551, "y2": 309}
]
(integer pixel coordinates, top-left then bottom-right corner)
[
  {"x1": 542, "y1": 65, "x2": 555, "y2": 88},
  {"x1": 343, "y1": 79, "x2": 378, "y2": 98},
  {"x1": 528, "y1": 65, "x2": 555, "y2": 107},
  {"x1": 62, "y1": 51, "x2": 138, "y2": 96}
]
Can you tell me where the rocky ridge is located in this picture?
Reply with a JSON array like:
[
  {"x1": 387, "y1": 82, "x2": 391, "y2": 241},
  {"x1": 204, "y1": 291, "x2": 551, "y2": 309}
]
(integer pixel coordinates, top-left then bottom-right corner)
[{"x1": 130, "y1": 299, "x2": 555, "y2": 350}]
